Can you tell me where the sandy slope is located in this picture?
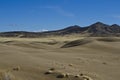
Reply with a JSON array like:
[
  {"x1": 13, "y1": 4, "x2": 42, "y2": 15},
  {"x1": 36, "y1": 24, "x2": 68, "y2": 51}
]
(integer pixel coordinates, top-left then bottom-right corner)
[{"x1": 0, "y1": 37, "x2": 120, "y2": 80}]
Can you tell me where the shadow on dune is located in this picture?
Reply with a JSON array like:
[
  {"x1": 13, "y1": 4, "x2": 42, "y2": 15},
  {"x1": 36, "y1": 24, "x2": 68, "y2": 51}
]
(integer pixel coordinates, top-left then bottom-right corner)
[
  {"x1": 96, "y1": 37, "x2": 120, "y2": 42},
  {"x1": 61, "y1": 38, "x2": 93, "y2": 48}
]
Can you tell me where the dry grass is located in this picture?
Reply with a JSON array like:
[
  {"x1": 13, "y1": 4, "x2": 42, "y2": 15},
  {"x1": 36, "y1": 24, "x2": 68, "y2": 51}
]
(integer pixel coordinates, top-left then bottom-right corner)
[{"x1": 0, "y1": 71, "x2": 15, "y2": 80}]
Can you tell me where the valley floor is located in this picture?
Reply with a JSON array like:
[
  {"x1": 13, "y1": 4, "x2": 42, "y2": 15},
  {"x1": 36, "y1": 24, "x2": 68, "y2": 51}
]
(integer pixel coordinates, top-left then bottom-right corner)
[{"x1": 0, "y1": 37, "x2": 120, "y2": 80}]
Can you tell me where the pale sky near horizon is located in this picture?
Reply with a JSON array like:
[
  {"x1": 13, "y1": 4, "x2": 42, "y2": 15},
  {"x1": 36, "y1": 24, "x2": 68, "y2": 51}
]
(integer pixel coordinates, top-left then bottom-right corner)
[{"x1": 0, "y1": 0, "x2": 120, "y2": 32}]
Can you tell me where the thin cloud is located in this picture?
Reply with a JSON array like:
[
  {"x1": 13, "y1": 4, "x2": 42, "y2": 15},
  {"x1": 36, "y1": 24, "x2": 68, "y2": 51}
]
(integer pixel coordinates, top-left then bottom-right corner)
[
  {"x1": 6, "y1": 24, "x2": 25, "y2": 27},
  {"x1": 33, "y1": 29, "x2": 49, "y2": 32},
  {"x1": 7, "y1": 24, "x2": 18, "y2": 27},
  {"x1": 113, "y1": 15, "x2": 120, "y2": 19},
  {"x1": 41, "y1": 6, "x2": 75, "y2": 17},
  {"x1": 41, "y1": 29, "x2": 48, "y2": 32}
]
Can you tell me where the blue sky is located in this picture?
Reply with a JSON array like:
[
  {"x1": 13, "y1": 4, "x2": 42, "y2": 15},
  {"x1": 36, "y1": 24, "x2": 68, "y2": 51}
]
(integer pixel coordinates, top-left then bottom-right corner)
[{"x1": 0, "y1": 0, "x2": 120, "y2": 32}]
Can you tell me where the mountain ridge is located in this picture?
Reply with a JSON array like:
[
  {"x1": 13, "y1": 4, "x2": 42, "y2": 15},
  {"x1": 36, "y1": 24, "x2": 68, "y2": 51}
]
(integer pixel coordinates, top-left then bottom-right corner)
[{"x1": 0, "y1": 22, "x2": 120, "y2": 37}]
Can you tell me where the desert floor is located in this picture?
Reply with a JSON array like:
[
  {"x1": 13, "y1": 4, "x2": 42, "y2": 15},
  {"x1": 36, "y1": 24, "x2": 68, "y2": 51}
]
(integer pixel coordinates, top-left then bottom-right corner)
[{"x1": 0, "y1": 36, "x2": 120, "y2": 80}]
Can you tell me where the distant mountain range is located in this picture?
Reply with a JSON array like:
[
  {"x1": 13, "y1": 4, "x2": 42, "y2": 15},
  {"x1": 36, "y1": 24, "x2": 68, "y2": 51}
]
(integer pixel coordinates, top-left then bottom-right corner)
[{"x1": 0, "y1": 22, "x2": 120, "y2": 37}]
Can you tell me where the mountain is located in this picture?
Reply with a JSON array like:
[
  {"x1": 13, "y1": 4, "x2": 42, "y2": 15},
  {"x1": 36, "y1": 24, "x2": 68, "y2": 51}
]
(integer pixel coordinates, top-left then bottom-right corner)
[
  {"x1": 86, "y1": 22, "x2": 120, "y2": 36},
  {"x1": 86, "y1": 22, "x2": 110, "y2": 33},
  {"x1": 0, "y1": 22, "x2": 120, "y2": 37},
  {"x1": 110, "y1": 24, "x2": 120, "y2": 33}
]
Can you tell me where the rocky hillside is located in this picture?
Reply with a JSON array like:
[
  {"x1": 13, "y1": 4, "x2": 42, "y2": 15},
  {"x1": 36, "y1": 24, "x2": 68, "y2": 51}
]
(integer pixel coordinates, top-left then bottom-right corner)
[{"x1": 0, "y1": 22, "x2": 120, "y2": 37}]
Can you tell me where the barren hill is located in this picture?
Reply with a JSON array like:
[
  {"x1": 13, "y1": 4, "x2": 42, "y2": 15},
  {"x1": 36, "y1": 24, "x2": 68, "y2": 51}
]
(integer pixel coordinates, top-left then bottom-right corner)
[{"x1": 0, "y1": 22, "x2": 120, "y2": 37}]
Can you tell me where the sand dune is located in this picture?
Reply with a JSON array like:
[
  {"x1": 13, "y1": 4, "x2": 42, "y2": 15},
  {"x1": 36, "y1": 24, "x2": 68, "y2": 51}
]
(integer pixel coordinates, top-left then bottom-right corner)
[
  {"x1": 0, "y1": 37, "x2": 120, "y2": 80},
  {"x1": 96, "y1": 37, "x2": 120, "y2": 42},
  {"x1": 61, "y1": 38, "x2": 93, "y2": 48}
]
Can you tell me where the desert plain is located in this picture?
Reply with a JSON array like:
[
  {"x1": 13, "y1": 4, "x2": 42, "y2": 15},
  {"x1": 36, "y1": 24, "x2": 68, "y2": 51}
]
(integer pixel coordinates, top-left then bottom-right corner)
[{"x1": 0, "y1": 36, "x2": 120, "y2": 80}]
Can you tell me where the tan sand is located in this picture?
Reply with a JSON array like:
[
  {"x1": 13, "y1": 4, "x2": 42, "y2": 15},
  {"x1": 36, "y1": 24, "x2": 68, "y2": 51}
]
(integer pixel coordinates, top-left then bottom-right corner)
[{"x1": 0, "y1": 37, "x2": 120, "y2": 80}]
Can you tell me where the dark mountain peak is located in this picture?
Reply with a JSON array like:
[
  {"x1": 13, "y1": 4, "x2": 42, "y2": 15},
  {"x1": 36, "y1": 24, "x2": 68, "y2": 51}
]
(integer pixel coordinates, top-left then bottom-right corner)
[
  {"x1": 94, "y1": 22, "x2": 104, "y2": 25},
  {"x1": 64, "y1": 25, "x2": 81, "y2": 30},
  {"x1": 87, "y1": 22, "x2": 110, "y2": 34},
  {"x1": 111, "y1": 24, "x2": 120, "y2": 27},
  {"x1": 90, "y1": 22, "x2": 109, "y2": 27},
  {"x1": 109, "y1": 24, "x2": 120, "y2": 33},
  {"x1": 57, "y1": 25, "x2": 82, "y2": 34}
]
